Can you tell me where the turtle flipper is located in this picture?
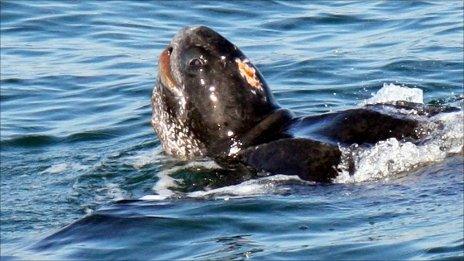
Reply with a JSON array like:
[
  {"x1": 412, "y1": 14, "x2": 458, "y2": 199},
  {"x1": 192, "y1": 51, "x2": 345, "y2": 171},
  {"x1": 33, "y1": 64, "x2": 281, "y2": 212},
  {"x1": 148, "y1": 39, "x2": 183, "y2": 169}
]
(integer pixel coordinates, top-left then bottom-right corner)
[{"x1": 237, "y1": 138, "x2": 341, "y2": 183}]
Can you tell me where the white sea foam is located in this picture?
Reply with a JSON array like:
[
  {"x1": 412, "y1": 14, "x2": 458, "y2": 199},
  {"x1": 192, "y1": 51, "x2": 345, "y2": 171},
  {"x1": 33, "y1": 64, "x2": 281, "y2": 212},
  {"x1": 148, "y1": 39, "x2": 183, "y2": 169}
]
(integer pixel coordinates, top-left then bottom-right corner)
[
  {"x1": 127, "y1": 147, "x2": 172, "y2": 169},
  {"x1": 152, "y1": 167, "x2": 178, "y2": 198},
  {"x1": 139, "y1": 194, "x2": 169, "y2": 201},
  {"x1": 42, "y1": 162, "x2": 85, "y2": 174},
  {"x1": 141, "y1": 160, "x2": 222, "y2": 201},
  {"x1": 104, "y1": 183, "x2": 127, "y2": 201},
  {"x1": 141, "y1": 174, "x2": 306, "y2": 201},
  {"x1": 187, "y1": 175, "x2": 306, "y2": 199},
  {"x1": 361, "y1": 83, "x2": 424, "y2": 105},
  {"x1": 43, "y1": 163, "x2": 68, "y2": 174},
  {"x1": 95, "y1": 182, "x2": 128, "y2": 202}
]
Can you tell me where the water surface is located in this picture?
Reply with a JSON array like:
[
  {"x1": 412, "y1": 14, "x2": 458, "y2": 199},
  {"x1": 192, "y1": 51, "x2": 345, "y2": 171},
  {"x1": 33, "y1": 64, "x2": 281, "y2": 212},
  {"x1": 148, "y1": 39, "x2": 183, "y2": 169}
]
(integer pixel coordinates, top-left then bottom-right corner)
[{"x1": 1, "y1": 1, "x2": 463, "y2": 259}]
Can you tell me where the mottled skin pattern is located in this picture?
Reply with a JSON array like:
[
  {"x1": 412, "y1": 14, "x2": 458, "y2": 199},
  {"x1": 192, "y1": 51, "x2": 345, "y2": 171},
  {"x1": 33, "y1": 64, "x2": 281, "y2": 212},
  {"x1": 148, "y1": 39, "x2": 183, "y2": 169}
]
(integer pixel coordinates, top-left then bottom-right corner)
[
  {"x1": 152, "y1": 78, "x2": 206, "y2": 159},
  {"x1": 151, "y1": 26, "x2": 447, "y2": 182}
]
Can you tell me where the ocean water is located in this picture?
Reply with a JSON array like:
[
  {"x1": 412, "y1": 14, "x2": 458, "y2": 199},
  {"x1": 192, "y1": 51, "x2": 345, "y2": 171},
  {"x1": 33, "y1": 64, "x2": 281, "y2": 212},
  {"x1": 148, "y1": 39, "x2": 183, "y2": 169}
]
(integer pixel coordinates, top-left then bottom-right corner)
[{"x1": 1, "y1": 1, "x2": 463, "y2": 260}]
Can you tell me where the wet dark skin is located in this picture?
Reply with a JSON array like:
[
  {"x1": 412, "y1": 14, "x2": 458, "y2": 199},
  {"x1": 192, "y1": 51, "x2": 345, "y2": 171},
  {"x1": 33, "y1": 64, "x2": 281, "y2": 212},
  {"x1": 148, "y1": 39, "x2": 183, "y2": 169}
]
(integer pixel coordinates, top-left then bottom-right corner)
[{"x1": 152, "y1": 26, "x2": 453, "y2": 182}]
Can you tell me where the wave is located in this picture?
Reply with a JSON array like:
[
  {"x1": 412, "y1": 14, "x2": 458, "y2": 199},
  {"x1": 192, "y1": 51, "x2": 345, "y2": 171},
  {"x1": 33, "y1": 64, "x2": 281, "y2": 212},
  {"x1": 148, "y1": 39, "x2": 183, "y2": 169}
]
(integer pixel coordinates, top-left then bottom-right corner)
[{"x1": 1, "y1": 128, "x2": 132, "y2": 148}]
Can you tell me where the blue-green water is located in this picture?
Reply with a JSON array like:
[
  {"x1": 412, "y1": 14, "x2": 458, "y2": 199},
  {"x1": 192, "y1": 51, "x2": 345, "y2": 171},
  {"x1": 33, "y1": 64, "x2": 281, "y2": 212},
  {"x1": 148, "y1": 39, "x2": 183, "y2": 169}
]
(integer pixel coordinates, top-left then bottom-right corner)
[{"x1": 1, "y1": 1, "x2": 463, "y2": 260}]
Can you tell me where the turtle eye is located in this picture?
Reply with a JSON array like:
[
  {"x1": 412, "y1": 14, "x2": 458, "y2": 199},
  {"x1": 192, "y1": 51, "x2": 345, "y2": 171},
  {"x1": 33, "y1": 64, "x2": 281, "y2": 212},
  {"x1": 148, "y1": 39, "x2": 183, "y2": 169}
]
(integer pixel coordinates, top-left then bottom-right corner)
[{"x1": 189, "y1": 58, "x2": 205, "y2": 69}]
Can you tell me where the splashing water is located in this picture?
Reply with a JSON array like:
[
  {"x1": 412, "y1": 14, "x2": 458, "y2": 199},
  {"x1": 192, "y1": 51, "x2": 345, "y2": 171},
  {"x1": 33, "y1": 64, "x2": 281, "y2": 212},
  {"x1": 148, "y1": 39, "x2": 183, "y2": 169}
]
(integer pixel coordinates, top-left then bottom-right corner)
[
  {"x1": 336, "y1": 84, "x2": 463, "y2": 183},
  {"x1": 361, "y1": 83, "x2": 424, "y2": 105}
]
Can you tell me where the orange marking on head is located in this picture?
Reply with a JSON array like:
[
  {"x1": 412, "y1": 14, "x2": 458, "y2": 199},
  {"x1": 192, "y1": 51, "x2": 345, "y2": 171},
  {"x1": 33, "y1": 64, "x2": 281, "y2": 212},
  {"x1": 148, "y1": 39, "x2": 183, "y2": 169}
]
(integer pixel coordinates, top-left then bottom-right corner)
[
  {"x1": 235, "y1": 58, "x2": 262, "y2": 90},
  {"x1": 159, "y1": 48, "x2": 178, "y2": 89}
]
